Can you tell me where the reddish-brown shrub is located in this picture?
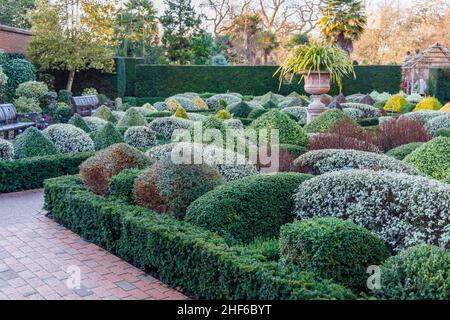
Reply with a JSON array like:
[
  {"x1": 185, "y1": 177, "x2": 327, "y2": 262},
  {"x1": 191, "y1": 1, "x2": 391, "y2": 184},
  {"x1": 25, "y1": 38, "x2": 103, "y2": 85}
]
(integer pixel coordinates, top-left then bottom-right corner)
[
  {"x1": 375, "y1": 118, "x2": 432, "y2": 152},
  {"x1": 256, "y1": 144, "x2": 305, "y2": 172},
  {"x1": 308, "y1": 118, "x2": 381, "y2": 153},
  {"x1": 79, "y1": 143, "x2": 152, "y2": 196}
]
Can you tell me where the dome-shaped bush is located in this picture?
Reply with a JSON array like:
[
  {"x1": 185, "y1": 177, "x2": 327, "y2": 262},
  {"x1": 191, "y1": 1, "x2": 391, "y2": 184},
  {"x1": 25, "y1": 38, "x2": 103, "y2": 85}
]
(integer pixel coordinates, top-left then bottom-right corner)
[
  {"x1": 385, "y1": 142, "x2": 424, "y2": 160},
  {"x1": 193, "y1": 96, "x2": 208, "y2": 110},
  {"x1": 134, "y1": 156, "x2": 224, "y2": 217},
  {"x1": 124, "y1": 126, "x2": 157, "y2": 149},
  {"x1": 83, "y1": 116, "x2": 108, "y2": 131},
  {"x1": 293, "y1": 169, "x2": 450, "y2": 251},
  {"x1": 441, "y1": 102, "x2": 450, "y2": 112},
  {"x1": 68, "y1": 114, "x2": 91, "y2": 133},
  {"x1": 165, "y1": 96, "x2": 196, "y2": 111},
  {"x1": 425, "y1": 113, "x2": 450, "y2": 135},
  {"x1": 206, "y1": 94, "x2": 241, "y2": 110},
  {"x1": 174, "y1": 106, "x2": 189, "y2": 119},
  {"x1": 149, "y1": 117, "x2": 192, "y2": 140},
  {"x1": 223, "y1": 119, "x2": 243, "y2": 130},
  {"x1": 293, "y1": 149, "x2": 420, "y2": 175},
  {"x1": 399, "y1": 110, "x2": 442, "y2": 124},
  {"x1": 15, "y1": 81, "x2": 48, "y2": 99},
  {"x1": 187, "y1": 113, "x2": 207, "y2": 121},
  {"x1": 215, "y1": 109, "x2": 232, "y2": 120},
  {"x1": 343, "y1": 107, "x2": 365, "y2": 120},
  {"x1": 186, "y1": 172, "x2": 311, "y2": 243},
  {"x1": 406, "y1": 93, "x2": 424, "y2": 104},
  {"x1": 117, "y1": 108, "x2": 148, "y2": 128},
  {"x1": 304, "y1": 109, "x2": 351, "y2": 133},
  {"x1": 250, "y1": 109, "x2": 309, "y2": 146},
  {"x1": 91, "y1": 122, "x2": 123, "y2": 150},
  {"x1": 142, "y1": 103, "x2": 157, "y2": 112},
  {"x1": 80, "y1": 143, "x2": 151, "y2": 196},
  {"x1": 341, "y1": 103, "x2": 382, "y2": 117},
  {"x1": 374, "y1": 244, "x2": 450, "y2": 300},
  {"x1": 93, "y1": 105, "x2": 117, "y2": 123},
  {"x1": 435, "y1": 128, "x2": 450, "y2": 138},
  {"x1": 43, "y1": 124, "x2": 95, "y2": 153},
  {"x1": 382, "y1": 95, "x2": 410, "y2": 113},
  {"x1": 413, "y1": 97, "x2": 442, "y2": 112},
  {"x1": 248, "y1": 107, "x2": 268, "y2": 120},
  {"x1": 226, "y1": 101, "x2": 253, "y2": 118},
  {"x1": 13, "y1": 127, "x2": 58, "y2": 158},
  {"x1": 280, "y1": 217, "x2": 390, "y2": 290},
  {"x1": 281, "y1": 107, "x2": 307, "y2": 122},
  {"x1": 0, "y1": 138, "x2": 14, "y2": 161},
  {"x1": 404, "y1": 137, "x2": 450, "y2": 181}
]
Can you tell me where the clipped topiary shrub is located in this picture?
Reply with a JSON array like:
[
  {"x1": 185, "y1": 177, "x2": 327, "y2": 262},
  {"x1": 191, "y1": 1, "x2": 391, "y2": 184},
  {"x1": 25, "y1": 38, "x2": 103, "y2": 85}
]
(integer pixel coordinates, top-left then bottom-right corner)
[
  {"x1": 57, "y1": 89, "x2": 72, "y2": 105},
  {"x1": 83, "y1": 116, "x2": 107, "y2": 131},
  {"x1": 206, "y1": 94, "x2": 241, "y2": 110},
  {"x1": 404, "y1": 137, "x2": 450, "y2": 181},
  {"x1": 281, "y1": 107, "x2": 307, "y2": 123},
  {"x1": 13, "y1": 127, "x2": 58, "y2": 159},
  {"x1": 53, "y1": 102, "x2": 72, "y2": 123},
  {"x1": 174, "y1": 106, "x2": 189, "y2": 119},
  {"x1": 134, "y1": 156, "x2": 224, "y2": 217},
  {"x1": 226, "y1": 101, "x2": 253, "y2": 118},
  {"x1": 293, "y1": 149, "x2": 419, "y2": 175},
  {"x1": 109, "y1": 168, "x2": 143, "y2": 202},
  {"x1": 374, "y1": 244, "x2": 450, "y2": 300},
  {"x1": 186, "y1": 172, "x2": 311, "y2": 243},
  {"x1": 149, "y1": 117, "x2": 192, "y2": 140},
  {"x1": 413, "y1": 96, "x2": 442, "y2": 112},
  {"x1": 124, "y1": 126, "x2": 157, "y2": 149},
  {"x1": 117, "y1": 108, "x2": 148, "y2": 128},
  {"x1": 43, "y1": 124, "x2": 95, "y2": 153},
  {"x1": 68, "y1": 114, "x2": 91, "y2": 133},
  {"x1": 441, "y1": 102, "x2": 450, "y2": 112},
  {"x1": 93, "y1": 105, "x2": 117, "y2": 123},
  {"x1": 215, "y1": 109, "x2": 232, "y2": 120},
  {"x1": 250, "y1": 109, "x2": 309, "y2": 146},
  {"x1": 342, "y1": 107, "x2": 364, "y2": 120},
  {"x1": 15, "y1": 81, "x2": 48, "y2": 99},
  {"x1": 80, "y1": 143, "x2": 151, "y2": 196},
  {"x1": 91, "y1": 123, "x2": 123, "y2": 150},
  {"x1": 247, "y1": 107, "x2": 268, "y2": 120},
  {"x1": 303, "y1": 109, "x2": 351, "y2": 133},
  {"x1": 341, "y1": 103, "x2": 382, "y2": 117},
  {"x1": 435, "y1": 128, "x2": 450, "y2": 138},
  {"x1": 280, "y1": 217, "x2": 390, "y2": 290},
  {"x1": 383, "y1": 95, "x2": 410, "y2": 113},
  {"x1": 385, "y1": 142, "x2": 424, "y2": 160},
  {"x1": 425, "y1": 113, "x2": 450, "y2": 136},
  {"x1": 13, "y1": 96, "x2": 41, "y2": 113},
  {"x1": 0, "y1": 138, "x2": 14, "y2": 161},
  {"x1": 293, "y1": 169, "x2": 450, "y2": 251}
]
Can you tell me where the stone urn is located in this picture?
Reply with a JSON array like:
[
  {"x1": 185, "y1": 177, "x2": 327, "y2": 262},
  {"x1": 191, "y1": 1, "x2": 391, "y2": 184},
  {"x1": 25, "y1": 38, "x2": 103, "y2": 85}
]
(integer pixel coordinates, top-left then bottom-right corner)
[{"x1": 303, "y1": 71, "x2": 331, "y2": 123}]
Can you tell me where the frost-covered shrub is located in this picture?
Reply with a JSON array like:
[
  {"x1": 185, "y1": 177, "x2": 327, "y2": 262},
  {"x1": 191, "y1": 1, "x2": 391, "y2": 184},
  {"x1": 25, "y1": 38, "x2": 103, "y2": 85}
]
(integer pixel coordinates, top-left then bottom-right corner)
[
  {"x1": 206, "y1": 94, "x2": 241, "y2": 110},
  {"x1": 280, "y1": 217, "x2": 390, "y2": 290},
  {"x1": 278, "y1": 98, "x2": 305, "y2": 109},
  {"x1": 112, "y1": 111, "x2": 125, "y2": 121},
  {"x1": 378, "y1": 116, "x2": 393, "y2": 124},
  {"x1": 399, "y1": 110, "x2": 443, "y2": 124},
  {"x1": 281, "y1": 107, "x2": 307, "y2": 122},
  {"x1": 293, "y1": 149, "x2": 420, "y2": 175},
  {"x1": 145, "y1": 142, "x2": 258, "y2": 182},
  {"x1": 80, "y1": 143, "x2": 151, "y2": 196},
  {"x1": 166, "y1": 96, "x2": 196, "y2": 111},
  {"x1": 304, "y1": 109, "x2": 352, "y2": 133},
  {"x1": 149, "y1": 117, "x2": 192, "y2": 139},
  {"x1": 0, "y1": 138, "x2": 14, "y2": 160},
  {"x1": 93, "y1": 105, "x2": 117, "y2": 123},
  {"x1": 134, "y1": 156, "x2": 224, "y2": 217},
  {"x1": 293, "y1": 170, "x2": 450, "y2": 251},
  {"x1": 187, "y1": 112, "x2": 207, "y2": 121},
  {"x1": 117, "y1": 108, "x2": 148, "y2": 128},
  {"x1": 91, "y1": 123, "x2": 123, "y2": 150},
  {"x1": 15, "y1": 81, "x2": 48, "y2": 99},
  {"x1": 14, "y1": 96, "x2": 41, "y2": 113},
  {"x1": 343, "y1": 107, "x2": 365, "y2": 120},
  {"x1": 374, "y1": 244, "x2": 450, "y2": 300},
  {"x1": 250, "y1": 109, "x2": 309, "y2": 146},
  {"x1": 404, "y1": 137, "x2": 450, "y2": 181},
  {"x1": 406, "y1": 93, "x2": 424, "y2": 104},
  {"x1": 43, "y1": 124, "x2": 95, "y2": 153},
  {"x1": 124, "y1": 126, "x2": 157, "y2": 149},
  {"x1": 13, "y1": 127, "x2": 57, "y2": 158},
  {"x1": 186, "y1": 173, "x2": 311, "y2": 243},
  {"x1": 68, "y1": 114, "x2": 91, "y2": 133},
  {"x1": 371, "y1": 92, "x2": 392, "y2": 102},
  {"x1": 424, "y1": 113, "x2": 450, "y2": 135},
  {"x1": 84, "y1": 116, "x2": 108, "y2": 131},
  {"x1": 153, "y1": 101, "x2": 167, "y2": 111},
  {"x1": 385, "y1": 142, "x2": 424, "y2": 160},
  {"x1": 341, "y1": 103, "x2": 382, "y2": 117},
  {"x1": 223, "y1": 119, "x2": 243, "y2": 130}
]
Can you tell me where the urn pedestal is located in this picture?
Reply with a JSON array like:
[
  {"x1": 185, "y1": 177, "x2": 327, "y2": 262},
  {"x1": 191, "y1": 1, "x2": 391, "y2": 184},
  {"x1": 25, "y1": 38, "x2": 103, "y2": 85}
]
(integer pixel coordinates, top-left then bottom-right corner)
[{"x1": 303, "y1": 72, "x2": 331, "y2": 123}]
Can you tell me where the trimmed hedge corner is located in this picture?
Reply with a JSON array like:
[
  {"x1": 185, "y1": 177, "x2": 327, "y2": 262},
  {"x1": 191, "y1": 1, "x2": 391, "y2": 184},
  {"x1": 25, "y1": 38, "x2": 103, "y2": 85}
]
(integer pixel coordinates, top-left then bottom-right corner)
[
  {"x1": 0, "y1": 152, "x2": 94, "y2": 193},
  {"x1": 43, "y1": 175, "x2": 355, "y2": 300}
]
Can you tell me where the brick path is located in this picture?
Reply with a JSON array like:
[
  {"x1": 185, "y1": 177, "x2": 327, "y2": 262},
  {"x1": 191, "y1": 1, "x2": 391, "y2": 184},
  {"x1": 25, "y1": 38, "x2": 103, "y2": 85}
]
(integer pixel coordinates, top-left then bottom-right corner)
[{"x1": 0, "y1": 189, "x2": 187, "y2": 300}]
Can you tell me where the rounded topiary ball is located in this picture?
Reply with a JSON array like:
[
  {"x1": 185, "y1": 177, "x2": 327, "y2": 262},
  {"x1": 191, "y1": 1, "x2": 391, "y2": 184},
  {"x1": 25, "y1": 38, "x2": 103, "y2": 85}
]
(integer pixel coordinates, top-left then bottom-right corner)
[
  {"x1": 0, "y1": 138, "x2": 14, "y2": 161},
  {"x1": 374, "y1": 244, "x2": 450, "y2": 300},
  {"x1": 303, "y1": 109, "x2": 351, "y2": 133},
  {"x1": 13, "y1": 127, "x2": 58, "y2": 158},
  {"x1": 280, "y1": 217, "x2": 391, "y2": 290},
  {"x1": 43, "y1": 124, "x2": 95, "y2": 153},
  {"x1": 124, "y1": 126, "x2": 157, "y2": 149},
  {"x1": 134, "y1": 156, "x2": 224, "y2": 218}
]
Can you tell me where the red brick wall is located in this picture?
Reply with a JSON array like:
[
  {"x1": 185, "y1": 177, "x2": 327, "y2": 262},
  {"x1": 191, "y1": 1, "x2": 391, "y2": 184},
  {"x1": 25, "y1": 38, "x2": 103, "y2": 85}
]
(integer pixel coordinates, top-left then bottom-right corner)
[{"x1": 0, "y1": 25, "x2": 32, "y2": 54}]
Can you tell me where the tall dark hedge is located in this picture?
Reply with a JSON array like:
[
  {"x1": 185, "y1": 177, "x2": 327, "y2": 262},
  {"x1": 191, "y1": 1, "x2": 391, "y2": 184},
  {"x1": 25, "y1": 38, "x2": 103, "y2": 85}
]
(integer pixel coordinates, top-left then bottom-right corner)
[
  {"x1": 428, "y1": 68, "x2": 450, "y2": 104},
  {"x1": 134, "y1": 65, "x2": 401, "y2": 97}
]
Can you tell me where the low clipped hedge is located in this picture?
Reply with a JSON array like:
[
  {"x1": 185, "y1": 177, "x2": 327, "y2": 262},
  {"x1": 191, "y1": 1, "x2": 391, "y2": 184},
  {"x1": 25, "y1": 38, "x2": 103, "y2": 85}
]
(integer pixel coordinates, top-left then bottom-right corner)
[
  {"x1": 43, "y1": 175, "x2": 355, "y2": 300},
  {"x1": 280, "y1": 217, "x2": 390, "y2": 290},
  {"x1": 108, "y1": 168, "x2": 143, "y2": 203},
  {"x1": 0, "y1": 152, "x2": 94, "y2": 193},
  {"x1": 385, "y1": 142, "x2": 425, "y2": 160},
  {"x1": 186, "y1": 173, "x2": 312, "y2": 244}
]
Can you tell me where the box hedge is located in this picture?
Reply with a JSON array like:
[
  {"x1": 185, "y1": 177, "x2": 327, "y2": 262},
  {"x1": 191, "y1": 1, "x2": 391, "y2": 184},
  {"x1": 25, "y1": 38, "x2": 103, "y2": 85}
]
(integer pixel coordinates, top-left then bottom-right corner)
[
  {"x1": 0, "y1": 152, "x2": 94, "y2": 193},
  {"x1": 43, "y1": 175, "x2": 355, "y2": 300}
]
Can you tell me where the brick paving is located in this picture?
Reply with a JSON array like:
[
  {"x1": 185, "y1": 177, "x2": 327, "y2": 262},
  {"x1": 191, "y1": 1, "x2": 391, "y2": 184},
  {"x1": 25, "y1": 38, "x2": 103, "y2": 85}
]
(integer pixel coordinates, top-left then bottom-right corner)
[{"x1": 0, "y1": 189, "x2": 187, "y2": 300}]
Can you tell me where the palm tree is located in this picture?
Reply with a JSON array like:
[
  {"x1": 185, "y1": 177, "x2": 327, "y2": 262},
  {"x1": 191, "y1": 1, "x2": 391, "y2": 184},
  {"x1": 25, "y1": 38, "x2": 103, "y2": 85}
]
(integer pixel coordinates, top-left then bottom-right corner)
[{"x1": 318, "y1": 0, "x2": 367, "y2": 55}]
